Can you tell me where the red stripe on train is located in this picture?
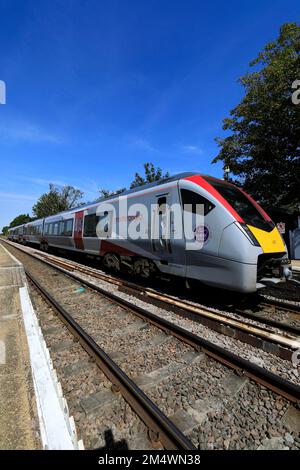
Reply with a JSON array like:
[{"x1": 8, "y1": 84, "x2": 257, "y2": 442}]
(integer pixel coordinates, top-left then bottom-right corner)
[
  {"x1": 239, "y1": 188, "x2": 272, "y2": 221},
  {"x1": 184, "y1": 175, "x2": 244, "y2": 223},
  {"x1": 100, "y1": 240, "x2": 137, "y2": 257},
  {"x1": 74, "y1": 211, "x2": 85, "y2": 250}
]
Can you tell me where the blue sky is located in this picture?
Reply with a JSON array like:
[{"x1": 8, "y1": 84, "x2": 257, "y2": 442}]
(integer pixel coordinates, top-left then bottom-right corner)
[{"x1": 0, "y1": 0, "x2": 298, "y2": 229}]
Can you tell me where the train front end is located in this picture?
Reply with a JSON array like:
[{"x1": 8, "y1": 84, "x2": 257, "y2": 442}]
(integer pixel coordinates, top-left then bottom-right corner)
[{"x1": 202, "y1": 176, "x2": 292, "y2": 287}]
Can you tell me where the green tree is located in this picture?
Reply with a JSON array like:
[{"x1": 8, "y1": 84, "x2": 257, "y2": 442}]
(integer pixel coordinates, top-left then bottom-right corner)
[
  {"x1": 1, "y1": 226, "x2": 9, "y2": 235},
  {"x1": 130, "y1": 163, "x2": 170, "y2": 188},
  {"x1": 98, "y1": 188, "x2": 126, "y2": 199},
  {"x1": 213, "y1": 23, "x2": 300, "y2": 209},
  {"x1": 32, "y1": 184, "x2": 84, "y2": 218},
  {"x1": 9, "y1": 213, "x2": 33, "y2": 227}
]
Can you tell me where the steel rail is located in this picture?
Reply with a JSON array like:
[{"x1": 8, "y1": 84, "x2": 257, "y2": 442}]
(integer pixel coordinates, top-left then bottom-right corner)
[
  {"x1": 26, "y1": 269, "x2": 195, "y2": 451},
  {"x1": 259, "y1": 297, "x2": 300, "y2": 314},
  {"x1": 15, "y1": 245, "x2": 300, "y2": 403},
  {"x1": 32, "y1": 250, "x2": 300, "y2": 342},
  {"x1": 3, "y1": 240, "x2": 300, "y2": 397},
  {"x1": 5, "y1": 238, "x2": 300, "y2": 323}
]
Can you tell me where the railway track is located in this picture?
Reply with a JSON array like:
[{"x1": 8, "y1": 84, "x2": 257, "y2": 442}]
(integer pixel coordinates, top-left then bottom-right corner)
[
  {"x1": 258, "y1": 296, "x2": 300, "y2": 315},
  {"x1": 3, "y1": 240, "x2": 299, "y2": 361},
  {"x1": 39, "y1": 251, "x2": 300, "y2": 317},
  {"x1": 27, "y1": 270, "x2": 194, "y2": 450},
  {"x1": 2, "y1": 239, "x2": 300, "y2": 450},
  {"x1": 36, "y1": 246, "x2": 300, "y2": 317}
]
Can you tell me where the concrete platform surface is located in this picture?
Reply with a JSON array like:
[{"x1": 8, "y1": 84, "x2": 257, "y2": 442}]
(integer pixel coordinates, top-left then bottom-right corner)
[
  {"x1": 0, "y1": 243, "x2": 40, "y2": 449},
  {"x1": 0, "y1": 241, "x2": 82, "y2": 450}
]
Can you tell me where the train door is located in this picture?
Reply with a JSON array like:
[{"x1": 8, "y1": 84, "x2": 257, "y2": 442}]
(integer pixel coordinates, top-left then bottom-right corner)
[
  {"x1": 179, "y1": 185, "x2": 224, "y2": 281},
  {"x1": 74, "y1": 211, "x2": 84, "y2": 250},
  {"x1": 151, "y1": 193, "x2": 173, "y2": 262},
  {"x1": 150, "y1": 189, "x2": 186, "y2": 277}
]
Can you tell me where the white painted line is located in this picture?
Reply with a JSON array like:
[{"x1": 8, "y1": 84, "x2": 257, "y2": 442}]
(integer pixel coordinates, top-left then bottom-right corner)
[
  {"x1": 19, "y1": 286, "x2": 78, "y2": 450},
  {"x1": 0, "y1": 340, "x2": 5, "y2": 364}
]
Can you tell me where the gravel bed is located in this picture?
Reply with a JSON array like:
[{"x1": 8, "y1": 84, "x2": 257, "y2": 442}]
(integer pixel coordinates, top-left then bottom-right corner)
[
  {"x1": 29, "y1": 280, "x2": 153, "y2": 450},
  {"x1": 5, "y1": 242, "x2": 300, "y2": 384},
  {"x1": 144, "y1": 356, "x2": 228, "y2": 416},
  {"x1": 261, "y1": 292, "x2": 300, "y2": 307},
  {"x1": 67, "y1": 271, "x2": 300, "y2": 386},
  {"x1": 4, "y1": 242, "x2": 300, "y2": 385},
  {"x1": 20, "y1": 241, "x2": 300, "y2": 327},
  {"x1": 4, "y1": 241, "x2": 300, "y2": 450},
  {"x1": 149, "y1": 288, "x2": 300, "y2": 332},
  {"x1": 260, "y1": 282, "x2": 300, "y2": 303},
  {"x1": 191, "y1": 382, "x2": 297, "y2": 450},
  {"x1": 32, "y1": 243, "x2": 300, "y2": 331}
]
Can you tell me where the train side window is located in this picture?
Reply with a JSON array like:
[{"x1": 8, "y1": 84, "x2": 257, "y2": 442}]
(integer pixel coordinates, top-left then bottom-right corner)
[
  {"x1": 58, "y1": 221, "x2": 64, "y2": 236},
  {"x1": 181, "y1": 189, "x2": 215, "y2": 216},
  {"x1": 64, "y1": 219, "x2": 73, "y2": 236},
  {"x1": 59, "y1": 219, "x2": 73, "y2": 236},
  {"x1": 84, "y1": 214, "x2": 99, "y2": 237},
  {"x1": 157, "y1": 196, "x2": 167, "y2": 215},
  {"x1": 53, "y1": 222, "x2": 59, "y2": 235}
]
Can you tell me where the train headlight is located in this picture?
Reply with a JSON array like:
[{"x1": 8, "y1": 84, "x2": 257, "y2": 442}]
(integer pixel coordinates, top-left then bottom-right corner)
[{"x1": 236, "y1": 222, "x2": 260, "y2": 247}]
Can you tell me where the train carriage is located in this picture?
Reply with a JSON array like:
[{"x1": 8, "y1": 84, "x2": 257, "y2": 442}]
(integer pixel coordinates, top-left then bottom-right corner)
[
  {"x1": 7, "y1": 172, "x2": 292, "y2": 293},
  {"x1": 23, "y1": 219, "x2": 44, "y2": 246}
]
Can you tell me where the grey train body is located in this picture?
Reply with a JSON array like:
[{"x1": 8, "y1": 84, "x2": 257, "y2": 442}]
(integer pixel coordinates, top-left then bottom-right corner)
[{"x1": 7, "y1": 172, "x2": 289, "y2": 293}]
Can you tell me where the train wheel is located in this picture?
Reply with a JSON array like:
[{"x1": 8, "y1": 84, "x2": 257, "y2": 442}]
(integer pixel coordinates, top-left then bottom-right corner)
[
  {"x1": 40, "y1": 242, "x2": 48, "y2": 252},
  {"x1": 103, "y1": 253, "x2": 121, "y2": 272},
  {"x1": 134, "y1": 258, "x2": 152, "y2": 279}
]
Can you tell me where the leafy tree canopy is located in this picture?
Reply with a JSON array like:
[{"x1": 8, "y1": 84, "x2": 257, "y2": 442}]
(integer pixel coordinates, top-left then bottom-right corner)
[
  {"x1": 98, "y1": 163, "x2": 170, "y2": 196},
  {"x1": 130, "y1": 163, "x2": 170, "y2": 189},
  {"x1": 32, "y1": 184, "x2": 84, "y2": 219},
  {"x1": 9, "y1": 213, "x2": 33, "y2": 227},
  {"x1": 1, "y1": 226, "x2": 9, "y2": 235},
  {"x1": 213, "y1": 22, "x2": 300, "y2": 210},
  {"x1": 98, "y1": 188, "x2": 126, "y2": 199}
]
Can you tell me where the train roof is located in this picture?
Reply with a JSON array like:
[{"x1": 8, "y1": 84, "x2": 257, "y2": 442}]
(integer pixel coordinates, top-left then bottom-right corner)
[
  {"x1": 10, "y1": 172, "x2": 228, "y2": 226},
  {"x1": 44, "y1": 172, "x2": 202, "y2": 218}
]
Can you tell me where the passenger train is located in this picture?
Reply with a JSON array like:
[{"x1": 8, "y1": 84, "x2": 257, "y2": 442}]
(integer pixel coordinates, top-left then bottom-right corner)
[{"x1": 7, "y1": 172, "x2": 292, "y2": 293}]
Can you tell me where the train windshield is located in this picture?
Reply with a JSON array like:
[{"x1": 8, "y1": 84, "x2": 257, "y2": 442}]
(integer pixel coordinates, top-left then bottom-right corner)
[{"x1": 204, "y1": 178, "x2": 275, "y2": 231}]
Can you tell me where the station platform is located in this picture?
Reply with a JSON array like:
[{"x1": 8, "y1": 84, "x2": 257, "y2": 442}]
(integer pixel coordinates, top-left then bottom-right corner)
[
  {"x1": 0, "y1": 243, "x2": 40, "y2": 449},
  {"x1": 0, "y1": 242, "x2": 81, "y2": 450}
]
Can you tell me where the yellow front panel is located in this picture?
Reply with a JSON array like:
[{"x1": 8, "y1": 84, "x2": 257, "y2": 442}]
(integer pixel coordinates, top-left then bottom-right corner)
[{"x1": 247, "y1": 225, "x2": 285, "y2": 254}]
